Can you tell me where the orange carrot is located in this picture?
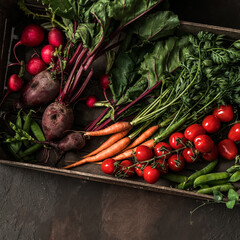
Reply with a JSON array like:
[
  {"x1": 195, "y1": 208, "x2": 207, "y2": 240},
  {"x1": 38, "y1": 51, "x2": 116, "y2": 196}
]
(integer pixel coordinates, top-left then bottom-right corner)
[
  {"x1": 63, "y1": 136, "x2": 132, "y2": 169},
  {"x1": 84, "y1": 121, "x2": 132, "y2": 137},
  {"x1": 125, "y1": 125, "x2": 159, "y2": 150},
  {"x1": 113, "y1": 139, "x2": 155, "y2": 161},
  {"x1": 83, "y1": 129, "x2": 131, "y2": 158}
]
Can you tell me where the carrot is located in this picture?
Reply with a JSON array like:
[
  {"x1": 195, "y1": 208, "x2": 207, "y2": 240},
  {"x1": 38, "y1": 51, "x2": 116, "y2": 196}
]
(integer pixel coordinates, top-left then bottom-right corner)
[
  {"x1": 84, "y1": 121, "x2": 132, "y2": 137},
  {"x1": 83, "y1": 129, "x2": 131, "y2": 158},
  {"x1": 113, "y1": 139, "x2": 155, "y2": 161},
  {"x1": 63, "y1": 136, "x2": 132, "y2": 169},
  {"x1": 125, "y1": 125, "x2": 159, "y2": 150}
]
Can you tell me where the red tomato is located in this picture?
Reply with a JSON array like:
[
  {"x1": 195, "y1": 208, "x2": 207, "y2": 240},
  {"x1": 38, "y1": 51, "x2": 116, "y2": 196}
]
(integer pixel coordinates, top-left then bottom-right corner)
[
  {"x1": 136, "y1": 145, "x2": 153, "y2": 162},
  {"x1": 182, "y1": 147, "x2": 199, "y2": 163},
  {"x1": 156, "y1": 159, "x2": 168, "y2": 174},
  {"x1": 135, "y1": 163, "x2": 147, "y2": 177},
  {"x1": 154, "y1": 142, "x2": 172, "y2": 159},
  {"x1": 184, "y1": 124, "x2": 206, "y2": 142},
  {"x1": 228, "y1": 123, "x2": 240, "y2": 142},
  {"x1": 119, "y1": 160, "x2": 135, "y2": 177},
  {"x1": 202, "y1": 145, "x2": 218, "y2": 162},
  {"x1": 218, "y1": 139, "x2": 238, "y2": 161},
  {"x1": 101, "y1": 159, "x2": 116, "y2": 175},
  {"x1": 169, "y1": 132, "x2": 187, "y2": 150},
  {"x1": 194, "y1": 135, "x2": 214, "y2": 153},
  {"x1": 213, "y1": 105, "x2": 234, "y2": 122},
  {"x1": 202, "y1": 115, "x2": 221, "y2": 133},
  {"x1": 143, "y1": 166, "x2": 160, "y2": 184},
  {"x1": 168, "y1": 154, "x2": 185, "y2": 172}
]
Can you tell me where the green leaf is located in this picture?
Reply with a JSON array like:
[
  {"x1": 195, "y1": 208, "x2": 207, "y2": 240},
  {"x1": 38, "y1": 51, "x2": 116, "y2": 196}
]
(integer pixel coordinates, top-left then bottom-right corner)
[
  {"x1": 226, "y1": 200, "x2": 236, "y2": 209},
  {"x1": 228, "y1": 189, "x2": 239, "y2": 202},
  {"x1": 128, "y1": 11, "x2": 179, "y2": 42},
  {"x1": 213, "y1": 189, "x2": 223, "y2": 203}
]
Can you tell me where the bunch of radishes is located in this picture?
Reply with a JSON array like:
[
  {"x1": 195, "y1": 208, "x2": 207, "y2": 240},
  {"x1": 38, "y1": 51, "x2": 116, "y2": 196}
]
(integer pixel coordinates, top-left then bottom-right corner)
[{"x1": 100, "y1": 104, "x2": 240, "y2": 184}]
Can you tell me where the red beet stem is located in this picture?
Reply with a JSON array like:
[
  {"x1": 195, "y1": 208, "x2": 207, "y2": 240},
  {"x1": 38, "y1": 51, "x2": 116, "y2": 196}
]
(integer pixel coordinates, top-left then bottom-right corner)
[
  {"x1": 94, "y1": 81, "x2": 162, "y2": 130},
  {"x1": 70, "y1": 68, "x2": 94, "y2": 103},
  {"x1": 0, "y1": 90, "x2": 10, "y2": 108},
  {"x1": 66, "y1": 43, "x2": 83, "y2": 70},
  {"x1": 13, "y1": 41, "x2": 22, "y2": 64},
  {"x1": 59, "y1": 48, "x2": 88, "y2": 101}
]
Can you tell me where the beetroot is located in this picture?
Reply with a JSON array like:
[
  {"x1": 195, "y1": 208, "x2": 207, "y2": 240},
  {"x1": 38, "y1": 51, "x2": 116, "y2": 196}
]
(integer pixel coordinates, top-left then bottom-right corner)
[
  {"x1": 57, "y1": 132, "x2": 85, "y2": 153},
  {"x1": 26, "y1": 57, "x2": 46, "y2": 75},
  {"x1": 41, "y1": 45, "x2": 56, "y2": 64},
  {"x1": 48, "y1": 28, "x2": 65, "y2": 48},
  {"x1": 22, "y1": 70, "x2": 60, "y2": 107},
  {"x1": 42, "y1": 102, "x2": 74, "y2": 141}
]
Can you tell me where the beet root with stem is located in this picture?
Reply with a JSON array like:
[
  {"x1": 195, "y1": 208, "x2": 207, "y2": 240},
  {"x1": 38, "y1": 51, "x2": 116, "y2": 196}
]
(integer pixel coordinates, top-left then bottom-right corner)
[
  {"x1": 42, "y1": 101, "x2": 74, "y2": 141},
  {"x1": 22, "y1": 70, "x2": 60, "y2": 107}
]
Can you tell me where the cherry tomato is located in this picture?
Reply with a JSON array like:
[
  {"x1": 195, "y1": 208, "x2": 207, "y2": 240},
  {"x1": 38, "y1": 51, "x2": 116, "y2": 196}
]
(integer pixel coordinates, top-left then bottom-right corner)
[
  {"x1": 194, "y1": 135, "x2": 214, "y2": 153},
  {"x1": 118, "y1": 160, "x2": 135, "y2": 177},
  {"x1": 182, "y1": 147, "x2": 199, "y2": 163},
  {"x1": 184, "y1": 124, "x2": 206, "y2": 142},
  {"x1": 202, "y1": 144, "x2": 218, "y2": 162},
  {"x1": 169, "y1": 132, "x2": 187, "y2": 150},
  {"x1": 228, "y1": 123, "x2": 240, "y2": 142},
  {"x1": 168, "y1": 154, "x2": 185, "y2": 172},
  {"x1": 154, "y1": 142, "x2": 172, "y2": 159},
  {"x1": 202, "y1": 115, "x2": 221, "y2": 133},
  {"x1": 218, "y1": 139, "x2": 238, "y2": 161},
  {"x1": 143, "y1": 166, "x2": 160, "y2": 184},
  {"x1": 156, "y1": 159, "x2": 168, "y2": 174},
  {"x1": 213, "y1": 105, "x2": 234, "y2": 122},
  {"x1": 135, "y1": 163, "x2": 147, "y2": 177},
  {"x1": 101, "y1": 158, "x2": 116, "y2": 175},
  {"x1": 136, "y1": 145, "x2": 153, "y2": 162}
]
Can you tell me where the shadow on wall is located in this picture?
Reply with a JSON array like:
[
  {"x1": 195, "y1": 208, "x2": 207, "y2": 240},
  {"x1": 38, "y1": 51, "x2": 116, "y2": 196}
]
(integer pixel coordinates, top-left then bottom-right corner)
[{"x1": 169, "y1": 0, "x2": 240, "y2": 29}]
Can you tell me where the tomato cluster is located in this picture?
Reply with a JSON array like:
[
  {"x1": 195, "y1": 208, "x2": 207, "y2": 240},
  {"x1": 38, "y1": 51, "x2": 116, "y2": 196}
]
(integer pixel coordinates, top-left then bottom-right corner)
[{"x1": 101, "y1": 105, "x2": 240, "y2": 184}]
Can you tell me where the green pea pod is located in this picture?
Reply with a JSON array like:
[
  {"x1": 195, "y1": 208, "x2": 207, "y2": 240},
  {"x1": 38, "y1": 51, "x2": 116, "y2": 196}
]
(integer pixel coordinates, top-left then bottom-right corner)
[
  {"x1": 7, "y1": 143, "x2": 21, "y2": 161},
  {"x1": 226, "y1": 165, "x2": 240, "y2": 174},
  {"x1": 194, "y1": 172, "x2": 230, "y2": 188},
  {"x1": 23, "y1": 110, "x2": 34, "y2": 147},
  {"x1": 197, "y1": 183, "x2": 234, "y2": 195},
  {"x1": 20, "y1": 144, "x2": 42, "y2": 158},
  {"x1": 229, "y1": 171, "x2": 240, "y2": 183},
  {"x1": 30, "y1": 119, "x2": 45, "y2": 142},
  {"x1": 11, "y1": 112, "x2": 23, "y2": 153},
  {"x1": 200, "y1": 184, "x2": 209, "y2": 189},
  {"x1": 163, "y1": 173, "x2": 187, "y2": 183},
  {"x1": 208, "y1": 179, "x2": 229, "y2": 186},
  {"x1": 178, "y1": 159, "x2": 218, "y2": 190}
]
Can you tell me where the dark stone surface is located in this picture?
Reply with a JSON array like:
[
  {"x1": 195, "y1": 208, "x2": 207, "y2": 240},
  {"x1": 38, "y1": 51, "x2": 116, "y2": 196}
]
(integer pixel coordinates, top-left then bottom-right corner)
[{"x1": 1, "y1": 164, "x2": 240, "y2": 240}]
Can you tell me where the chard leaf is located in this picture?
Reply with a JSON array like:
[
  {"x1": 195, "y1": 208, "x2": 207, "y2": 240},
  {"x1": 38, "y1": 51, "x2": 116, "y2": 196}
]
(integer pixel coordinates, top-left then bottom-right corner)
[{"x1": 128, "y1": 11, "x2": 180, "y2": 42}]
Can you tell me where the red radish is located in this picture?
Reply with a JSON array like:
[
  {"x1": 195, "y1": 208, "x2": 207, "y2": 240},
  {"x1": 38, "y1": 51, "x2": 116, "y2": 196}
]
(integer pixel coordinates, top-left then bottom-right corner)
[
  {"x1": 48, "y1": 27, "x2": 65, "y2": 48},
  {"x1": 22, "y1": 70, "x2": 60, "y2": 107},
  {"x1": 228, "y1": 123, "x2": 240, "y2": 142},
  {"x1": 26, "y1": 57, "x2": 46, "y2": 75},
  {"x1": 100, "y1": 74, "x2": 110, "y2": 90},
  {"x1": 202, "y1": 115, "x2": 221, "y2": 133},
  {"x1": 86, "y1": 96, "x2": 97, "y2": 108},
  {"x1": 14, "y1": 24, "x2": 45, "y2": 63},
  {"x1": 42, "y1": 101, "x2": 74, "y2": 141},
  {"x1": 213, "y1": 105, "x2": 234, "y2": 122},
  {"x1": 0, "y1": 74, "x2": 24, "y2": 106},
  {"x1": 41, "y1": 45, "x2": 57, "y2": 64}
]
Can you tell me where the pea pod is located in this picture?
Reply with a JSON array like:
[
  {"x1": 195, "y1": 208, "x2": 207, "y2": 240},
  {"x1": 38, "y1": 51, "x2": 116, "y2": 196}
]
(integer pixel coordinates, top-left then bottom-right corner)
[
  {"x1": 19, "y1": 143, "x2": 43, "y2": 158},
  {"x1": 177, "y1": 159, "x2": 218, "y2": 190},
  {"x1": 226, "y1": 165, "x2": 240, "y2": 174},
  {"x1": 229, "y1": 171, "x2": 240, "y2": 183},
  {"x1": 194, "y1": 172, "x2": 230, "y2": 188},
  {"x1": 30, "y1": 119, "x2": 45, "y2": 141},
  {"x1": 23, "y1": 110, "x2": 34, "y2": 147},
  {"x1": 197, "y1": 183, "x2": 234, "y2": 195},
  {"x1": 11, "y1": 111, "x2": 23, "y2": 153},
  {"x1": 163, "y1": 173, "x2": 187, "y2": 183},
  {"x1": 208, "y1": 179, "x2": 229, "y2": 186}
]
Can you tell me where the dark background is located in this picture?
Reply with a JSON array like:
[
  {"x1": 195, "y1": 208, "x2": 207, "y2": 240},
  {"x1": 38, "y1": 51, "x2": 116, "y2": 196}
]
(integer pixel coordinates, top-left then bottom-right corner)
[{"x1": 1, "y1": 0, "x2": 240, "y2": 239}]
